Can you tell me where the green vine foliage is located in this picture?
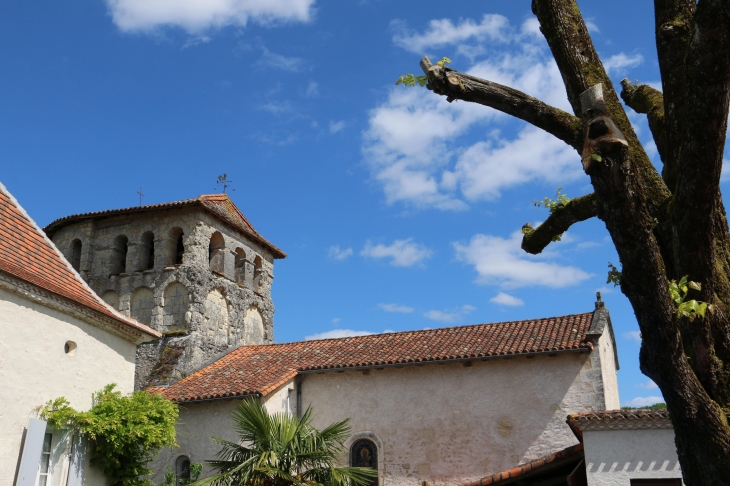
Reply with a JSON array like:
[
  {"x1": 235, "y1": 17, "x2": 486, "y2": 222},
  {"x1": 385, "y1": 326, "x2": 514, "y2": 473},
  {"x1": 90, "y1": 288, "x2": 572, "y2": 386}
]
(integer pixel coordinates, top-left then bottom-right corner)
[
  {"x1": 669, "y1": 276, "x2": 716, "y2": 321},
  {"x1": 607, "y1": 263, "x2": 622, "y2": 287},
  {"x1": 396, "y1": 57, "x2": 452, "y2": 87},
  {"x1": 41, "y1": 384, "x2": 179, "y2": 486},
  {"x1": 533, "y1": 187, "x2": 571, "y2": 214},
  {"x1": 161, "y1": 463, "x2": 202, "y2": 486}
]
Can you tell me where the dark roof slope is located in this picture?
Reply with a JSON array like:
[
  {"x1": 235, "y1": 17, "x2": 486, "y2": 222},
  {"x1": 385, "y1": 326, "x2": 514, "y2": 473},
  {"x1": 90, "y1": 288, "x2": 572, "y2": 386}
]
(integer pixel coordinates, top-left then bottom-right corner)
[
  {"x1": 157, "y1": 312, "x2": 595, "y2": 403},
  {"x1": 0, "y1": 182, "x2": 160, "y2": 341},
  {"x1": 44, "y1": 194, "x2": 286, "y2": 259},
  {"x1": 461, "y1": 443, "x2": 584, "y2": 486}
]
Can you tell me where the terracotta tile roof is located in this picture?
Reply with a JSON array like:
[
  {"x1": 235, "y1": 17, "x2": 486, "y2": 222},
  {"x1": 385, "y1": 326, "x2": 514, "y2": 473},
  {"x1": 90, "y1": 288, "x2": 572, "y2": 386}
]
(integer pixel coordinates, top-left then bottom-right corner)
[
  {"x1": 566, "y1": 408, "x2": 672, "y2": 440},
  {"x1": 0, "y1": 182, "x2": 160, "y2": 341},
  {"x1": 43, "y1": 194, "x2": 286, "y2": 259},
  {"x1": 156, "y1": 312, "x2": 595, "y2": 403},
  {"x1": 461, "y1": 443, "x2": 584, "y2": 486}
]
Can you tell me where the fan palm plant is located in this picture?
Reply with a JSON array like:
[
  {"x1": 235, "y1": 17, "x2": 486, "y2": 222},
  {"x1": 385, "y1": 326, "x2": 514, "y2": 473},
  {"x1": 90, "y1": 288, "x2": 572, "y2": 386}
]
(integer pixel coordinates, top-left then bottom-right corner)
[{"x1": 192, "y1": 398, "x2": 378, "y2": 486}]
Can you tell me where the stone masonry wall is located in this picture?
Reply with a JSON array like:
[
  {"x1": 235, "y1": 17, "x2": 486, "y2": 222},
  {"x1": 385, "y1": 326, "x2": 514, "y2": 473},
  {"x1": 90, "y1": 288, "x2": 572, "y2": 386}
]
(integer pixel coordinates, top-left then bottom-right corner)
[{"x1": 49, "y1": 206, "x2": 277, "y2": 389}]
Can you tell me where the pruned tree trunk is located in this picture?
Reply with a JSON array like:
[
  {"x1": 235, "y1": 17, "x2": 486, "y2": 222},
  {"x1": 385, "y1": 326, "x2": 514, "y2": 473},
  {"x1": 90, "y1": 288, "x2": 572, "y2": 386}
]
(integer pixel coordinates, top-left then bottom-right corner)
[{"x1": 418, "y1": 0, "x2": 730, "y2": 484}]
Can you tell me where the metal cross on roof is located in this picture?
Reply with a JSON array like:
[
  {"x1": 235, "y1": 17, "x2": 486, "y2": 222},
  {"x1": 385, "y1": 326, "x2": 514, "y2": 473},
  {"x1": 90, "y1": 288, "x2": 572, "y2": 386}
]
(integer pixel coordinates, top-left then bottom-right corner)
[{"x1": 136, "y1": 187, "x2": 145, "y2": 206}]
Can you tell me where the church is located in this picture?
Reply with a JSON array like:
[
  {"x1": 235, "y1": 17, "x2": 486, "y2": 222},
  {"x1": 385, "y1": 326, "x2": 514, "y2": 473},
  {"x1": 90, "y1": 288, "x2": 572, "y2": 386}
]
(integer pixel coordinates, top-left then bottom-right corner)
[{"x1": 40, "y1": 193, "x2": 622, "y2": 486}]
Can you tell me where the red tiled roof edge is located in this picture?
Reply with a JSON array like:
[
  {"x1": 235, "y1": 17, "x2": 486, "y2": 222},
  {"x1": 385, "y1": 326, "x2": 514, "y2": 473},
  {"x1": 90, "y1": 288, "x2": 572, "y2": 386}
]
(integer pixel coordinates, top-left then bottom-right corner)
[
  {"x1": 0, "y1": 183, "x2": 160, "y2": 341},
  {"x1": 43, "y1": 194, "x2": 286, "y2": 259},
  {"x1": 155, "y1": 312, "x2": 597, "y2": 403},
  {"x1": 461, "y1": 443, "x2": 584, "y2": 486}
]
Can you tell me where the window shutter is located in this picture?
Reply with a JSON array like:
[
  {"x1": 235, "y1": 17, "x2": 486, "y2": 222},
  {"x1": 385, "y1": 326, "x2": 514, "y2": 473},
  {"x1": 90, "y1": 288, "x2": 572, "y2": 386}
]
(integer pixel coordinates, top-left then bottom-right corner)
[
  {"x1": 15, "y1": 418, "x2": 47, "y2": 486},
  {"x1": 65, "y1": 434, "x2": 86, "y2": 486}
]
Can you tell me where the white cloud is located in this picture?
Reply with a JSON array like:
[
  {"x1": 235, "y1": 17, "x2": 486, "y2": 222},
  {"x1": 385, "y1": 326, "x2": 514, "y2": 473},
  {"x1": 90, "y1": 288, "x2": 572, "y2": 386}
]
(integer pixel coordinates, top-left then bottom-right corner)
[
  {"x1": 392, "y1": 14, "x2": 511, "y2": 53},
  {"x1": 305, "y1": 81, "x2": 319, "y2": 97},
  {"x1": 257, "y1": 47, "x2": 305, "y2": 72},
  {"x1": 584, "y1": 19, "x2": 600, "y2": 33},
  {"x1": 332, "y1": 318, "x2": 341, "y2": 324},
  {"x1": 453, "y1": 231, "x2": 592, "y2": 289},
  {"x1": 721, "y1": 159, "x2": 730, "y2": 183},
  {"x1": 636, "y1": 380, "x2": 659, "y2": 390},
  {"x1": 328, "y1": 245, "x2": 353, "y2": 261},
  {"x1": 329, "y1": 120, "x2": 346, "y2": 134},
  {"x1": 424, "y1": 304, "x2": 476, "y2": 323},
  {"x1": 361, "y1": 239, "x2": 433, "y2": 267},
  {"x1": 575, "y1": 241, "x2": 600, "y2": 250},
  {"x1": 489, "y1": 292, "x2": 524, "y2": 307},
  {"x1": 622, "y1": 396, "x2": 665, "y2": 408},
  {"x1": 105, "y1": 0, "x2": 315, "y2": 33},
  {"x1": 305, "y1": 329, "x2": 373, "y2": 340},
  {"x1": 624, "y1": 331, "x2": 642, "y2": 343},
  {"x1": 378, "y1": 303, "x2": 414, "y2": 313},
  {"x1": 364, "y1": 15, "x2": 579, "y2": 211},
  {"x1": 603, "y1": 52, "x2": 644, "y2": 76}
]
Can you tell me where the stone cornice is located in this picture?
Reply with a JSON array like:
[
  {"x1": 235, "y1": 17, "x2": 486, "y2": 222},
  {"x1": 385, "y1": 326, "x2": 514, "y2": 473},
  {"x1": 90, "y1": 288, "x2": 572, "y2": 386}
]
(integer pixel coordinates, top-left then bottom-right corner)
[
  {"x1": 568, "y1": 411, "x2": 673, "y2": 432},
  {"x1": 0, "y1": 270, "x2": 155, "y2": 345}
]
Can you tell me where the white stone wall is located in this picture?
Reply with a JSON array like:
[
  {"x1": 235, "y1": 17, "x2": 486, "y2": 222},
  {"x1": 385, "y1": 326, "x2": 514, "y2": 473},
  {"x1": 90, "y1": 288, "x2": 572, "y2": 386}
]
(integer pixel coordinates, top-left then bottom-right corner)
[
  {"x1": 154, "y1": 350, "x2": 614, "y2": 486},
  {"x1": 583, "y1": 428, "x2": 684, "y2": 486},
  {"x1": 597, "y1": 331, "x2": 620, "y2": 410},
  {"x1": 0, "y1": 287, "x2": 137, "y2": 486},
  {"x1": 299, "y1": 354, "x2": 599, "y2": 486}
]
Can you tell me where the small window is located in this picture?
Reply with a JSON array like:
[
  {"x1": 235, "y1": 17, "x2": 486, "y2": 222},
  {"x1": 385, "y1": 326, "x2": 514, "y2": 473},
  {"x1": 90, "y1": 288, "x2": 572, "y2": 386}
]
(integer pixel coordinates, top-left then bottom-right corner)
[
  {"x1": 70, "y1": 239, "x2": 82, "y2": 271},
  {"x1": 350, "y1": 439, "x2": 378, "y2": 486},
  {"x1": 140, "y1": 231, "x2": 155, "y2": 271},
  {"x1": 253, "y1": 255, "x2": 263, "y2": 289},
  {"x1": 209, "y1": 232, "x2": 225, "y2": 274},
  {"x1": 110, "y1": 235, "x2": 128, "y2": 276},
  {"x1": 169, "y1": 228, "x2": 184, "y2": 265},
  {"x1": 64, "y1": 341, "x2": 77, "y2": 355},
  {"x1": 176, "y1": 455, "x2": 191, "y2": 486},
  {"x1": 37, "y1": 432, "x2": 52, "y2": 486},
  {"x1": 234, "y1": 248, "x2": 246, "y2": 285}
]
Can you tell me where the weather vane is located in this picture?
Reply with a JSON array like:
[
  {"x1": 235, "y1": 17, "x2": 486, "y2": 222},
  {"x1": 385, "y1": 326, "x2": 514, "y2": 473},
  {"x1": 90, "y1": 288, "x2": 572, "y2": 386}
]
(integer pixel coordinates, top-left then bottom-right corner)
[
  {"x1": 216, "y1": 174, "x2": 235, "y2": 193},
  {"x1": 136, "y1": 187, "x2": 145, "y2": 206}
]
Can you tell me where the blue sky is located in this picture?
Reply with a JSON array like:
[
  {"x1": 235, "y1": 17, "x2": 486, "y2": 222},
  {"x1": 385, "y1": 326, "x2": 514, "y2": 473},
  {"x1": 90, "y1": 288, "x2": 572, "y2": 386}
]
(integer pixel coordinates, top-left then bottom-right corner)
[{"x1": 2, "y1": 0, "x2": 718, "y2": 407}]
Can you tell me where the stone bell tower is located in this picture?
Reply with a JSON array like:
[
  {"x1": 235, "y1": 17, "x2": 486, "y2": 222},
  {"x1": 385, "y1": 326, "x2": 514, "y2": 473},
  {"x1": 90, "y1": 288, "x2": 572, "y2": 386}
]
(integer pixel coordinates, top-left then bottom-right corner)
[{"x1": 44, "y1": 194, "x2": 286, "y2": 389}]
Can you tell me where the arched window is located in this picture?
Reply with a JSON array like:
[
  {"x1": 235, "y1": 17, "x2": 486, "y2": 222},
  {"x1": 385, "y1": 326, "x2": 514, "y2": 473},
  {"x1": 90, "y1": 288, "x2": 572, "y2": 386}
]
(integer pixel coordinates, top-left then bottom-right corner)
[
  {"x1": 130, "y1": 287, "x2": 154, "y2": 326},
  {"x1": 101, "y1": 290, "x2": 120, "y2": 310},
  {"x1": 350, "y1": 439, "x2": 378, "y2": 486},
  {"x1": 110, "y1": 235, "x2": 128, "y2": 276},
  {"x1": 175, "y1": 455, "x2": 191, "y2": 486},
  {"x1": 139, "y1": 232, "x2": 155, "y2": 271},
  {"x1": 169, "y1": 228, "x2": 184, "y2": 265},
  {"x1": 253, "y1": 255, "x2": 263, "y2": 290},
  {"x1": 70, "y1": 239, "x2": 82, "y2": 271},
  {"x1": 209, "y1": 232, "x2": 226, "y2": 274},
  {"x1": 163, "y1": 282, "x2": 190, "y2": 331},
  {"x1": 234, "y1": 248, "x2": 246, "y2": 285}
]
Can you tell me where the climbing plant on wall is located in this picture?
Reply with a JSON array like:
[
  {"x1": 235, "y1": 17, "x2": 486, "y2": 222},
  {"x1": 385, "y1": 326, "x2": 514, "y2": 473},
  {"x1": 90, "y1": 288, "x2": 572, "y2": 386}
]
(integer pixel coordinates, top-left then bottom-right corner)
[{"x1": 41, "y1": 384, "x2": 178, "y2": 486}]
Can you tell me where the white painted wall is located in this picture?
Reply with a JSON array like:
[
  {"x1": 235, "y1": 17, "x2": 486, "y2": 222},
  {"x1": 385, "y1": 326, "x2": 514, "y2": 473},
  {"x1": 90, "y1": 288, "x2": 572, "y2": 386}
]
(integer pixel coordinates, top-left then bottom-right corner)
[
  {"x1": 155, "y1": 350, "x2": 612, "y2": 486},
  {"x1": 597, "y1": 332, "x2": 620, "y2": 410},
  {"x1": 583, "y1": 428, "x2": 684, "y2": 486},
  {"x1": 0, "y1": 287, "x2": 137, "y2": 486},
  {"x1": 300, "y1": 354, "x2": 597, "y2": 486}
]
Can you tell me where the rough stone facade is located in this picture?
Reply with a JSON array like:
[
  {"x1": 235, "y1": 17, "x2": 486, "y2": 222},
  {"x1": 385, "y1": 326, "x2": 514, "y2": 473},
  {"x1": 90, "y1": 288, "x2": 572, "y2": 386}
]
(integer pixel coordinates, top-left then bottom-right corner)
[{"x1": 45, "y1": 197, "x2": 284, "y2": 389}]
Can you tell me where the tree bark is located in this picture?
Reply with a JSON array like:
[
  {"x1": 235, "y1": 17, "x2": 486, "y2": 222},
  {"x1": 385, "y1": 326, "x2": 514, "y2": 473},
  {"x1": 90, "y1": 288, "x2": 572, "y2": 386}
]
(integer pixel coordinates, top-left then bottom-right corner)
[{"x1": 417, "y1": 0, "x2": 730, "y2": 483}]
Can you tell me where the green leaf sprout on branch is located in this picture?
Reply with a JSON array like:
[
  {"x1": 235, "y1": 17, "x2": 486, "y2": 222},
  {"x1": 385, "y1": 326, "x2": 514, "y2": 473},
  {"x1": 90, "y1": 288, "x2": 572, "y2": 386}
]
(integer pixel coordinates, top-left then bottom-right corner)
[
  {"x1": 396, "y1": 57, "x2": 452, "y2": 87},
  {"x1": 607, "y1": 263, "x2": 622, "y2": 287},
  {"x1": 533, "y1": 188, "x2": 571, "y2": 214},
  {"x1": 669, "y1": 276, "x2": 716, "y2": 321}
]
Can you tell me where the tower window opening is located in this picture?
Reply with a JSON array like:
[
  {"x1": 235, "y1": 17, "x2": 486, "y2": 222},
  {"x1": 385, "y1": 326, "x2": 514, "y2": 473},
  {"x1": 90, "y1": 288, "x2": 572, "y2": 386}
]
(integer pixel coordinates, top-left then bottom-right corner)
[
  {"x1": 140, "y1": 231, "x2": 155, "y2": 271},
  {"x1": 110, "y1": 235, "x2": 128, "y2": 276},
  {"x1": 70, "y1": 239, "x2": 82, "y2": 271},
  {"x1": 169, "y1": 228, "x2": 184, "y2": 265},
  {"x1": 209, "y1": 232, "x2": 225, "y2": 274}
]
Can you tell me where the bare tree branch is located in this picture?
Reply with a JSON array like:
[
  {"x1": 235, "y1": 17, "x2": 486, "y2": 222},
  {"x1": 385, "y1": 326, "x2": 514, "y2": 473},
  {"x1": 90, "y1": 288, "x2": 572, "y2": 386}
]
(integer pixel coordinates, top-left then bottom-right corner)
[
  {"x1": 620, "y1": 79, "x2": 668, "y2": 167},
  {"x1": 521, "y1": 193, "x2": 597, "y2": 255},
  {"x1": 653, "y1": 0, "x2": 696, "y2": 190},
  {"x1": 420, "y1": 57, "x2": 583, "y2": 152},
  {"x1": 531, "y1": 0, "x2": 671, "y2": 212}
]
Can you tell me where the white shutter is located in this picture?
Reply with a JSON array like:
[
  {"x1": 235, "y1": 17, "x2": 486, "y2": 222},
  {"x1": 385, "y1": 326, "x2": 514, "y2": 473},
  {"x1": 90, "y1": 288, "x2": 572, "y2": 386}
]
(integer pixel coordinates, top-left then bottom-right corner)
[
  {"x1": 65, "y1": 434, "x2": 85, "y2": 486},
  {"x1": 15, "y1": 418, "x2": 47, "y2": 486}
]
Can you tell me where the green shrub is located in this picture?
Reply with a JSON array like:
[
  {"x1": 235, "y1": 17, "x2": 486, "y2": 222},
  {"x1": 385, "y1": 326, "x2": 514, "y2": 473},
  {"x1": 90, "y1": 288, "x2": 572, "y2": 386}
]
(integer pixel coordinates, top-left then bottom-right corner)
[{"x1": 42, "y1": 384, "x2": 178, "y2": 486}]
